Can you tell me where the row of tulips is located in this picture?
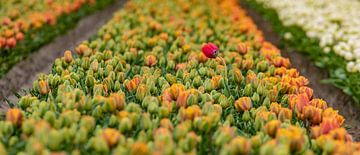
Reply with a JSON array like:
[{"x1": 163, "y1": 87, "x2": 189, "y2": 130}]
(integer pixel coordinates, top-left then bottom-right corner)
[
  {"x1": 243, "y1": 0, "x2": 360, "y2": 103},
  {"x1": 0, "y1": 0, "x2": 115, "y2": 78},
  {"x1": 1, "y1": 0, "x2": 360, "y2": 154}
]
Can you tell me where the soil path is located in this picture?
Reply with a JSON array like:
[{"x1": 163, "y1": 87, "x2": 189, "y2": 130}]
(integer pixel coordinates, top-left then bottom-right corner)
[
  {"x1": 0, "y1": 0, "x2": 126, "y2": 110},
  {"x1": 239, "y1": 1, "x2": 360, "y2": 141}
]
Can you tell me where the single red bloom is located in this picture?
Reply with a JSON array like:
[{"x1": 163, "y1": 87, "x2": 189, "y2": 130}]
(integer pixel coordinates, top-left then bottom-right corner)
[{"x1": 202, "y1": 42, "x2": 219, "y2": 58}]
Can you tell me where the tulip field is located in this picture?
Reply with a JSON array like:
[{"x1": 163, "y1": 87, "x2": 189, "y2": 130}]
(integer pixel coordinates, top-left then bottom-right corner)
[
  {"x1": 0, "y1": 0, "x2": 114, "y2": 77},
  {"x1": 1, "y1": 0, "x2": 360, "y2": 154},
  {"x1": 245, "y1": 0, "x2": 360, "y2": 104}
]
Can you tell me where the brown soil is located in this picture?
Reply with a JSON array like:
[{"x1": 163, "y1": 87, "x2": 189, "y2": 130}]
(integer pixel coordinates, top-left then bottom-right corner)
[
  {"x1": 239, "y1": 1, "x2": 360, "y2": 141},
  {"x1": 0, "y1": 0, "x2": 126, "y2": 111}
]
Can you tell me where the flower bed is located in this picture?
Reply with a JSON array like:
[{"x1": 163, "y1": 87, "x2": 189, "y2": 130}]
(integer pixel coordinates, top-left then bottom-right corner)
[
  {"x1": 0, "y1": 0, "x2": 115, "y2": 78},
  {"x1": 1, "y1": 0, "x2": 359, "y2": 154},
  {"x1": 244, "y1": 0, "x2": 360, "y2": 103}
]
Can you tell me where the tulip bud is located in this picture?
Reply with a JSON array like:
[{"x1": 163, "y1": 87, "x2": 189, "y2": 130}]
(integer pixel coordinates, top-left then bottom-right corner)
[
  {"x1": 256, "y1": 61, "x2": 268, "y2": 72},
  {"x1": 202, "y1": 42, "x2": 219, "y2": 58},
  {"x1": 158, "y1": 106, "x2": 170, "y2": 118},
  {"x1": 198, "y1": 67, "x2": 207, "y2": 77},
  {"x1": 131, "y1": 142, "x2": 149, "y2": 155},
  {"x1": 145, "y1": 55, "x2": 157, "y2": 67},
  {"x1": 93, "y1": 84, "x2": 104, "y2": 96},
  {"x1": 235, "y1": 97, "x2": 252, "y2": 112},
  {"x1": 136, "y1": 84, "x2": 149, "y2": 101},
  {"x1": 309, "y1": 99, "x2": 327, "y2": 110},
  {"x1": 251, "y1": 92, "x2": 260, "y2": 104},
  {"x1": 265, "y1": 120, "x2": 281, "y2": 138},
  {"x1": 92, "y1": 137, "x2": 109, "y2": 153},
  {"x1": 125, "y1": 77, "x2": 141, "y2": 92},
  {"x1": 270, "y1": 102, "x2": 281, "y2": 115},
  {"x1": 18, "y1": 95, "x2": 37, "y2": 109},
  {"x1": 102, "y1": 128, "x2": 121, "y2": 147},
  {"x1": 92, "y1": 105, "x2": 103, "y2": 119},
  {"x1": 6, "y1": 108, "x2": 23, "y2": 126},
  {"x1": 311, "y1": 126, "x2": 322, "y2": 139},
  {"x1": 43, "y1": 111, "x2": 56, "y2": 126},
  {"x1": 119, "y1": 117, "x2": 132, "y2": 133},
  {"x1": 110, "y1": 92, "x2": 126, "y2": 110},
  {"x1": 242, "y1": 58, "x2": 254, "y2": 70},
  {"x1": 176, "y1": 91, "x2": 189, "y2": 108},
  {"x1": 320, "y1": 117, "x2": 339, "y2": 134},
  {"x1": 204, "y1": 79, "x2": 214, "y2": 92},
  {"x1": 227, "y1": 136, "x2": 251, "y2": 155},
  {"x1": 108, "y1": 115, "x2": 118, "y2": 127},
  {"x1": 80, "y1": 116, "x2": 95, "y2": 131},
  {"x1": 48, "y1": 130, "x2": 63, "y2": 150},
  {"x1": 187, "y1": 93, "x2": 199, "y2": 106},
  {"x1": 278, "y1": 108, "x2": 292, "y2": 122},
  {"x1": 141, "y1": 113, "x2": 152, "y2": 130},
  {"x1": 192, "y1": 76, "x2": 203, "y2": 87},
  {"x1": 233, "y1": 68, "x2": 244, "y2": 85},
  {"x1": 237, "y1": 42, "x2": 249, "y2": 55},
  {"x1": 218, "y1": 94, "x2": 230, "y2": 108},
  {"x1": 22, "y1": 118, "x2": 35, "y2": 135},
  {"x1": 244, "y1": 84, "x2": 253, "y2": 96},
  {"x1": 82, "y1": 57, "x2": 90, "y2": 70},
  {"x1": 85, "y1": 75, "x2": 95, "y2": 88},
  {"x1": 242, "y1": 111, "x2": 251, "y2": 122},
  {"x1": 64, "y1": 50, "x2": 73, "y2": 63},
  {"x1": 1, "y1": 121, "x2": 14, "y2": 136},
  {"x1": 39, "y1": 80, "x2": 49, "y2": 95},
  {"x1": 181, "y1": 105, "x2": 201, "y2": 121}
]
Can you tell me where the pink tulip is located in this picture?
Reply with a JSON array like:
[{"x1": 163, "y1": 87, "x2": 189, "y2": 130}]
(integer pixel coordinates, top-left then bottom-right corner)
[{"x1": 202, "y1": 42, "x2": 219, "y2": 58}]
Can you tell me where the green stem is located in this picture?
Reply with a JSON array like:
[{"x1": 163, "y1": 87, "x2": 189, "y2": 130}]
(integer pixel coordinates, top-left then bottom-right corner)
[{"x1": 219, "y1": 56, "x2": 231, "y2": 97}]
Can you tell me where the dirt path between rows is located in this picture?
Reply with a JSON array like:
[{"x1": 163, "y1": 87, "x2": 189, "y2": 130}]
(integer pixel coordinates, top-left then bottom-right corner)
[
  {"x1": 0, "y1": 0, "x2": 126, "y2": 111},
  {"x1": 239, "y1": 1, "x2": 360, "y2": 141}
]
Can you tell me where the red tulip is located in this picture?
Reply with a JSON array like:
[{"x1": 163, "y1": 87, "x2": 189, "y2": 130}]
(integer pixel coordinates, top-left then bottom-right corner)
[{"x1": 202, "y1": 42, "x2": 219, "y2": 58}]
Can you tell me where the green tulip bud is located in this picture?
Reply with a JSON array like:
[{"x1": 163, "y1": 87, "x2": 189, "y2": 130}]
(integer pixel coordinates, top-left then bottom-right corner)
[
  {"x1": 136, "y1": 84, "x2": 149, "y2": 101},
  {"x1": 218, "y1": 95, "x2": 230, "y2": 109},
  {"x1": 48, "y1": 130, "x2": 63, "y2": 150},
  {"x1": 187, "y1": 94, "x2": 198, "y2": 106},
  {"x1": 80, "y1": 116, "x2": 95, "y2": 131},
  {"x1": 243, "y1": 84, "x2": 253, "y2": 96},
  {"x1": 43, "y1": 111, "x2": 56, "y2": 126},
  {"x1": 199, "y1": 67, "x2": 207, "y2": 77},
  {"x1": 104, "y1": 50, "x2": 113, "y2": 60},
  {"x1": 74, "y1": 127, "x2": 88, "y2": 144},
  {"x1": 119, "y1": 118, "x2": 132, "y2": 133},
  {"x1": 81, "y1": 58, "x2": 90, "y2": 70},
  {"x1": 269, "y1": 66, "x2": 276, "y2": 76},
  {"x1": 158, "y1": 106, "x2": 170, "y2": 118},
  {"x1": 92, "y1": 137, "x2": 109, "y2": 153},
  {"x1": 166, "y1": 60, "x2": 175, "y2": 71},
  {"x1": 263, "y1": 97, "x2": 271, "y2": 108},
  {"x1": 204, "y1": 79, "x2": 213, "y2": 92},
  {"x1": 147, "y1": 102, "x2": 159, "y2": 114},
  {"x1": 280, "y1": 95, "x2": 288, "y2": 106},
  {"x1": 22, "y1": 119, "x2": 35, "y2": 135},
  {"x1": 256, "y1": 61, "x2": 268, "y2": 72},
  {"x1": 18, "y1": 95, "x2": 37, "y2": 109},
  {"x1": 8, "y1": 136, "x2": 18, "y2": 147},
  {"x1": 114, "y1": 81, "x2": 121, "y2": 92},
  {"x1": 201, "y1": 93, "x2": 213, "y2": 103},
  {"x1": 242, "y1": 111, "x2": 251, "y2": 122},
  {"x1": 192, "y1": 76, "x2": 202, "y2": 88},
  {"x1": 92, "y1": 105, "x2": 103, "y2": 119},
  {"x1": 141, "y1": 113, "x2": 152, "y2": 130},
  {"x1": 85, "y1": 75, "x2": 95, "y2": 88},
  {"x1": 251, "y1": 93, "x2": 260, "y2": 104},
  {"x1": 165, "y1": 74, "x2": 177, "y2": 85}
]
